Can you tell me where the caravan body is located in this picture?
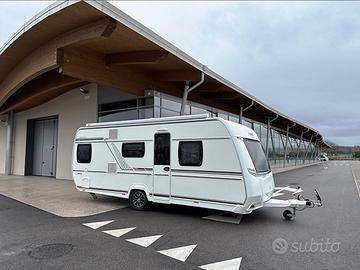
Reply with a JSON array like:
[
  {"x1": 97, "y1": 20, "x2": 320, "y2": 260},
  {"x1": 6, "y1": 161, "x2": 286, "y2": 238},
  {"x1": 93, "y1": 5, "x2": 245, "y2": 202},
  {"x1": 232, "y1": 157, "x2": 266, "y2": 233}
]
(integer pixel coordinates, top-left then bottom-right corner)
[{"x1": 72, "y1": 114, "x2": 275, "y2": 214}]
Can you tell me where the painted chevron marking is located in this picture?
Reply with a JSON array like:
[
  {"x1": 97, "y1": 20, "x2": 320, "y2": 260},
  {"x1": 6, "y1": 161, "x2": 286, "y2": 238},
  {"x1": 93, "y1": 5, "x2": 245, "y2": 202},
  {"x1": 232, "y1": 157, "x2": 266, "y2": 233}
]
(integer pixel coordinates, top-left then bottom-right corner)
[
  {"x1": 199, "y1": 257, "x2": 242, "y2": 270},
  {"x1": 158, "y1": 244, "x2": 197, "y2": 262},
  {"x1": 82, "y1": 220, "x2": 114, "y2": 229},
  {"x1": 126, "y1": 235, "x2": 163, "y2": 247},
  {"x1": 103, "y1": 227, "x2": 136, "y2": 237}
]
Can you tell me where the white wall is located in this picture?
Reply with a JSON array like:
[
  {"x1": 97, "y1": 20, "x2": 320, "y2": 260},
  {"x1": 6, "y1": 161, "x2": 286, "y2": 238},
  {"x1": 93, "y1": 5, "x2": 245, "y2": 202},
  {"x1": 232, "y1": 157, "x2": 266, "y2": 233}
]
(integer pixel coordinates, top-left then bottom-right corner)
[
  {"x1": 12, "y1": 84, "x2": 97, "y2": 180},
  {"x1": 0, "y1": 125, "x2": 6, "y2": 174}
]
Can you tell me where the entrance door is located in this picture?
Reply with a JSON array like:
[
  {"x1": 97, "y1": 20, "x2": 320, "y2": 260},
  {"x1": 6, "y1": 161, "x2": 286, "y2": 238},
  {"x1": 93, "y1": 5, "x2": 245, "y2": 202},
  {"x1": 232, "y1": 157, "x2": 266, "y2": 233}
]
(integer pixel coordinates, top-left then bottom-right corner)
[
  {"x1": 153, "y1": 133, "x2": 171, "y2": 201},
  {"x1": 32, "y1": 118, "x2": 58, "y2": 177}
]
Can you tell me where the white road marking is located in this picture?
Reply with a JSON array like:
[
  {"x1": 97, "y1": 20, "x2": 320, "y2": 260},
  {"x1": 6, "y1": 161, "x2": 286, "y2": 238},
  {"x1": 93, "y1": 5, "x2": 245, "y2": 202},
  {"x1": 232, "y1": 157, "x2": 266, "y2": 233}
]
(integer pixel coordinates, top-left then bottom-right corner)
[
  {"x1": 199, "y1": 257, "x2": 242, "y2": 270},
  {"x1": 350, "y1": 163, "x2": 360, "y2": 199},
  {"x1": 158, "y1": 244, "x2": 197, "y2": 262},
  {"x1": 126, "y1": 235, "x2": 163, "y2": 247},
  {"x1": 103, "y1": 227, "x2": 136, "y2": 237},
  {"x1": 82, "y1": 220, "x2": 114, "y2": 229},
  {"x1": 340, "y1": 164, "x2": 344, "y2": 166},
  {"x1": 323, "y1": 167, "x2": 328, "y2": 169}
]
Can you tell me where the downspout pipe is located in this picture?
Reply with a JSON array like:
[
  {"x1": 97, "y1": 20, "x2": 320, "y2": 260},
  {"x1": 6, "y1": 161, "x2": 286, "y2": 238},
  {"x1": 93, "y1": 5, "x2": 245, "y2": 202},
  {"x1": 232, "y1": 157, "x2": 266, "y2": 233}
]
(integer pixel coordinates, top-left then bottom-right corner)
[
  {"x1": 180, "y1": 71, "x2": 205, "y2": 115},
  {"x1": 239, "y1": 100, "x2": 254, "y2": 124}
]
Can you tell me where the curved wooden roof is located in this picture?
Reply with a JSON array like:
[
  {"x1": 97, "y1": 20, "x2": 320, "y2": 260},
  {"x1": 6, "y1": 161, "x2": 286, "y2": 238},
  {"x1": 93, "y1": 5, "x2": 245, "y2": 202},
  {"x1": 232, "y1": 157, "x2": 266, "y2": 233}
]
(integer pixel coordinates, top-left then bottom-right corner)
[{"x1": 0, "y1": 0, "x2": 328, "y2": 147}]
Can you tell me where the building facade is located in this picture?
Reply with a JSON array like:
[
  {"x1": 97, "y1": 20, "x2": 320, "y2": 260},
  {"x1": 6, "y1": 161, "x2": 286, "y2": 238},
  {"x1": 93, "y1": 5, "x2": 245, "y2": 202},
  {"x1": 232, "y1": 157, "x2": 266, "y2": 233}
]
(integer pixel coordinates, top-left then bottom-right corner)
[{"x1": 0, "y1": 1, "x2": 327, "y2": 180}]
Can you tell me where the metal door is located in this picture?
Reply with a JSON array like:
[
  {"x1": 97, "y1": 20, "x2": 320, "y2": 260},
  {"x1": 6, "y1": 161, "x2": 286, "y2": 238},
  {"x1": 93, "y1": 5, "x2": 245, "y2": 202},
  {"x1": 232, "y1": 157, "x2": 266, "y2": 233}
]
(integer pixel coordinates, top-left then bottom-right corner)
[
  {"x1": 153, "y1": 133, "x2": 171, "y2": 201},
  {"x1": 32, "y1": 120, "x2": 44, "y2": 176},
  {"x1": 32, "y1": 118, "x2": 58, "y2": 176},
  {"x1": 41, "y1": 119, "x2": 57, "y2": 176}
]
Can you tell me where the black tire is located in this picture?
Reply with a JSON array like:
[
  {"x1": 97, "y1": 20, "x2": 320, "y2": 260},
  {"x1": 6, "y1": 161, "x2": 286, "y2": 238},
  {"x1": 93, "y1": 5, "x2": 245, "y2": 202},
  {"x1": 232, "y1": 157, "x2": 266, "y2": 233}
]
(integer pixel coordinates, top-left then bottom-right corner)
[
  {"x1": 129, "y1": 190, "x2": 148, "y2": 211},
  {"x1": 283, "y1": 210, "x2": 293, "y2": 220}
]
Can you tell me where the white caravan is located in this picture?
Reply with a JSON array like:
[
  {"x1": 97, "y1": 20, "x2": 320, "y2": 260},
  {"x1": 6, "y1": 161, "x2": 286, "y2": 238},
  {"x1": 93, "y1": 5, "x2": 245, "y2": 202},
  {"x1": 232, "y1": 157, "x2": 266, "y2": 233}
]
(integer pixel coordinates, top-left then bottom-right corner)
[{"x1": 73, "y1": 114, "x2": 321, "y2": 219}]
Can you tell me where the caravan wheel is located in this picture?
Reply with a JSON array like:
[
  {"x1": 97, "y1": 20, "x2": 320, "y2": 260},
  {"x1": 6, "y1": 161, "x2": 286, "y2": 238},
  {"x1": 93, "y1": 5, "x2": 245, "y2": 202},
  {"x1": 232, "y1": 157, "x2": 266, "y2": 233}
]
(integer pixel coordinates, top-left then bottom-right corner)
[{"x1": 130, "y1": 190, "x2": 148, "y2": 211}]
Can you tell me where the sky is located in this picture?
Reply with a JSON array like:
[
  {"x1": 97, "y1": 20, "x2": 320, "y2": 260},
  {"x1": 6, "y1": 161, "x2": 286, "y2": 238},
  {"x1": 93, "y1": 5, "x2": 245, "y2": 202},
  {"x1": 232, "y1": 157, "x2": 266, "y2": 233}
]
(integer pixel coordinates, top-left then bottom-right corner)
[{"x1": 0, "y1": 1, "x2": 359, "y2": 146}]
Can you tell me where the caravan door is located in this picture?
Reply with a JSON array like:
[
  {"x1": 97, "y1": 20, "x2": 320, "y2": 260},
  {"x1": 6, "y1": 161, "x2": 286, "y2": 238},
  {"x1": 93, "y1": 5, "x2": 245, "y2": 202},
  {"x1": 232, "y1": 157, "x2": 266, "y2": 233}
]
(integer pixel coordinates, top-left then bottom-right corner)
[{"x1": 153, "y1": 133, "x2": 171, "y2": 201}]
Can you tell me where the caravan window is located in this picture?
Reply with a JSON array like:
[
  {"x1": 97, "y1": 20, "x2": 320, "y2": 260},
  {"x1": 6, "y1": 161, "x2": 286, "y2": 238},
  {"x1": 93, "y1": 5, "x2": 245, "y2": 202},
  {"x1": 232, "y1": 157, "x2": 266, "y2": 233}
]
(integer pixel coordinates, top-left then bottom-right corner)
[
  {"x1": 243, "y1": 138, "x2": 270, "y2": 173},
  {"x1": 77, "y1": 144, "x2": 92, "y2": 163},
  {"x1": 122, "y1": 142, "x2": 145, "y2": 158},
  {"x1": 178, "y1": 141, "x2": 203, "y2": 166}
]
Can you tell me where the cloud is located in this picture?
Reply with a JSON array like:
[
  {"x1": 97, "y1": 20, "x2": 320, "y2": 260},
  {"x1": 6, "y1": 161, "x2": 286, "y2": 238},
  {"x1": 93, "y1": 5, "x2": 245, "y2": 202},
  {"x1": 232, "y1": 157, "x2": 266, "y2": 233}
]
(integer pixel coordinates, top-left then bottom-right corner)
[
  {"x1": 1, "y1": 1, "x2": 359, "y2": 145},
  {"x1": 115, "y1": 1, "x2": 360, "y2": 145}
]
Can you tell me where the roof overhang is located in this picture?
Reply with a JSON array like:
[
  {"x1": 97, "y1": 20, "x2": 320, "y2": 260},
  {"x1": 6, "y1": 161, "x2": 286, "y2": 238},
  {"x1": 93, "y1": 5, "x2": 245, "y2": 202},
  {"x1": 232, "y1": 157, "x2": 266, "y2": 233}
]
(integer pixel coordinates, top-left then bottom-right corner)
[{"x1": 0, "y1": 0, "x2": 328, "y2": 147}]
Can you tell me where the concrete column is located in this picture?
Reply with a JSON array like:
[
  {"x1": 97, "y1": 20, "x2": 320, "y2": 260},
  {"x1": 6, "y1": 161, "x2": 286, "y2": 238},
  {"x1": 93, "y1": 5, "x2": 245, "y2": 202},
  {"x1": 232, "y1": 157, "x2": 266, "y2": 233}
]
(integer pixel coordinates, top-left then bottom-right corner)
[
  {"x1": 266, "y1": 118, "x2": 270, "y2": 157},
  {"x1": 270, "y1": 128, "x2": 276, "y2": 165},
  {"x1": 180, "y1": 81, "x2": 190, "y2": 116},
  {"x1": 283, "y1": 125, "x2": 290, "y2": 168},
  {"x1": 295, "y1": 131, "x2": 303, "y2": 166},
  {"x1": 239, "y1": 107, "x2": 243, "y2": 124},
  {"x1": 5, "y1": 111, "x2": 14, "y2": 175}
]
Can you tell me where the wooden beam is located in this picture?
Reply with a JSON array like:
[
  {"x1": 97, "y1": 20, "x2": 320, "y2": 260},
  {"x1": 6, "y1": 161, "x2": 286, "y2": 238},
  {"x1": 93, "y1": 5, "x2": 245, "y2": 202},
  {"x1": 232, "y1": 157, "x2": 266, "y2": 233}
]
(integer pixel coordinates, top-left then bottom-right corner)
[
  {"x1": 227, "y1": 97, "x2": 254, "y2": 106},
  {"x1": 106, "y1": 50, "x2": 168, "y2": 65},
  {"x1": 10, "y1": 82, "x2": 86, "y2": 113},
  {"x1": 0, "y1": 18, "x2": 117, "y2": 107},
  {"x1": 195, "y1": 83, "x2": 226, "y2": 92},
  {"x1": 188, "y1": 91, "x2": 239, "y2": 116},
  {"x1": 58, "y1": 47, "x2": 183, "y2": 97},
  {"x1": 59, "y1": 47, "x2": 146, "y2": 96},
  {"x1": 0, "y1": 70, "x2": 85, "y2": 113},
  {"x1": 201, "y1": 91, "x2": 239, "y2": 99},
  {"x1": 150, "y1": 70, "x2": 201, "y2": 82}
]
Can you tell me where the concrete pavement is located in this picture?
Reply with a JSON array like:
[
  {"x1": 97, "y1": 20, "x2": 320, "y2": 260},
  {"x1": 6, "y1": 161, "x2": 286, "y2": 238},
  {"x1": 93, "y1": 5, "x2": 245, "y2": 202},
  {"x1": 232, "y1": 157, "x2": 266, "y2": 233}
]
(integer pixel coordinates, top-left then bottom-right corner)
[
  {"x1": 0, "y1": 161, "x2": 359, "y2": 269},
  {"x1": 0, "y1": 175, "x2": 128, "y2": 217}
]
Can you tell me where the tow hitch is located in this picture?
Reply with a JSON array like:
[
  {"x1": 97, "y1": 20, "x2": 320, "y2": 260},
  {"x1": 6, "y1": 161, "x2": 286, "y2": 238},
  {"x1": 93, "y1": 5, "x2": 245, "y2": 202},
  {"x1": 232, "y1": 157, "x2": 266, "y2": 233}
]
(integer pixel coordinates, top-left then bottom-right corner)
[{"x1": 264, "y1": 187, "x2": 322, "y2": 220}]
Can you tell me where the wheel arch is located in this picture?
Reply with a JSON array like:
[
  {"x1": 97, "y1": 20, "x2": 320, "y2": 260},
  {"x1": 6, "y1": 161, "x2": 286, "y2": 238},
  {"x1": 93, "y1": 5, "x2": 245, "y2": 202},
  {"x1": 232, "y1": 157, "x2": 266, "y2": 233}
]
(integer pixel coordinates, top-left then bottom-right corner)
[{"x1": 128, "y1": 184, "x2": 151, "y2": 201}]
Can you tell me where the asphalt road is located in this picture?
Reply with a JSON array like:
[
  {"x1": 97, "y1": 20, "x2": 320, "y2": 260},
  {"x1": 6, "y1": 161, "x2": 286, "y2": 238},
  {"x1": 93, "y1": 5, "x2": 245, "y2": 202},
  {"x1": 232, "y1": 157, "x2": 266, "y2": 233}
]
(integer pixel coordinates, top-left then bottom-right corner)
[{"x1": 0, "y1": 161, "x2": 359, "y2": 270}]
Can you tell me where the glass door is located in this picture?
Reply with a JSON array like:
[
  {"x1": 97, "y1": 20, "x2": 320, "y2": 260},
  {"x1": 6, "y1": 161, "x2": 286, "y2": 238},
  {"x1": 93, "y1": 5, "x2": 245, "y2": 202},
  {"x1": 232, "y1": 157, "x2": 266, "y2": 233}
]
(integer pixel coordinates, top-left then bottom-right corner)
[{"x1": 153, "y1": 133, "x2": 171, "y2": 201}]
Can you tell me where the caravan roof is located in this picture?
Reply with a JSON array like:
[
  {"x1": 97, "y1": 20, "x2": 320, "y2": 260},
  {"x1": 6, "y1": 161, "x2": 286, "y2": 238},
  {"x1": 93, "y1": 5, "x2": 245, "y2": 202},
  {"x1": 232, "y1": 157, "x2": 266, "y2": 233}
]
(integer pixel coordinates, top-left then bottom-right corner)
[
  {"x1": 81, "y1": 114, "x2": 259, "y2": 141},
  {"x1": 84, "y1": 114, "x2": 218, "y2": 129}
]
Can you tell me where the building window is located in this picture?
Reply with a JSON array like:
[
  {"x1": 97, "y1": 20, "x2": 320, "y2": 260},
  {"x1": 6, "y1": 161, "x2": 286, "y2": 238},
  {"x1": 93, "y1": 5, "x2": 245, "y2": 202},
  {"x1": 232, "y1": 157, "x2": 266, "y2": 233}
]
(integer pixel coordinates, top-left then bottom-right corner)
[
  {"x1": 154, "y1": 133, "x2": 170, "y2": 165},
  {"x1": 99, "y1": 109, "x2": 138, "y2": 122},
  {"x1": 77, "y1": 144, "x2": 92, "y2": 163},
  {"x1": 139, "y1": 107, "x2": 154, "y2": 119},
  {"x1": 178, "y1": 141, "x2": 203, "y2": 166},
  {"x1": 97, "y1": 86, "x2": 154, "y2": 122},
  {"x1": 122, "y1": 142, "x2": 145, "y2": 158}
]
